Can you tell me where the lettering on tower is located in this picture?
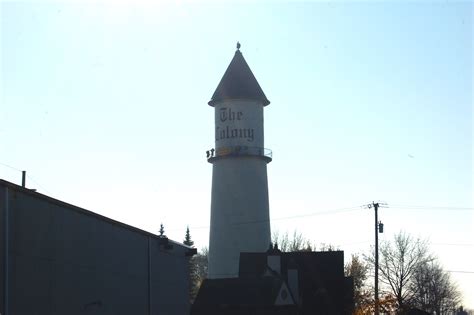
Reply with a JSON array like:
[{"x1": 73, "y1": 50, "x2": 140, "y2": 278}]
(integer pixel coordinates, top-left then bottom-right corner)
[
  {"x1": 219, "y1": 107, "x2": 243, "y2": 122},
  {"x1": 215, "y1": 107, "x2": 255, "y2": 143}
]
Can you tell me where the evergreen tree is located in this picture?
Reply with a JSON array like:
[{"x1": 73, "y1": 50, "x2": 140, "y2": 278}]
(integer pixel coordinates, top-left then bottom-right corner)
[
  {"x1": 345, "y1": 254, "x2": 371, "y2": 313},
  {"x1": 183, "y1": 226, "x2": 194, "y2": 247},
  {"x1": 159, "y1": 223, "x2": 165, "y2": 237}
]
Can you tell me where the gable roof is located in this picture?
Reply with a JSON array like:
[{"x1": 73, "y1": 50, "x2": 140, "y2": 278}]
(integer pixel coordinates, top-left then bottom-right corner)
[
  {"x1": 0, "y1": 179, "x2": 195, "y2": 252},
  {"x1": 238, "y1": 251, "x2": 353, "y2": 314},
  {"x1": 208, "y1": 49, "x2": 270, "y2": 106},
  {"x1": 193, "y1": 277, "x2": 290, "y2": 308},
  {"x1": 239, "y1": 251, "x2": 345, "y2": 280}
]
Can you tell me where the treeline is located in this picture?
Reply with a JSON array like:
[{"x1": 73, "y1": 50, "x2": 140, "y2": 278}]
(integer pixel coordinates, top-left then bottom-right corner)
[
  {"x1": 178, "y1": 225, "x2": 468, "y2": 314},
  {"x1": 351, "y1": 232, "x2": 463, "y2": 314}
]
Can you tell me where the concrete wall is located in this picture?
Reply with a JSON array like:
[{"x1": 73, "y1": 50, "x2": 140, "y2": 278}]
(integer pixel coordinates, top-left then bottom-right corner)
[
  {"x1": 208, "y1": 157, "x2": 271, "y2": 279},
  {"x1": 0, "y1": 180, "x2": 190, "y2": 315}
]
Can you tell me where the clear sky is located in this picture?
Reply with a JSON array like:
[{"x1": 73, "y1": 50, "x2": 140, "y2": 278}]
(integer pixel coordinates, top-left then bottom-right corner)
[{"x1": 1, "y1": 0, "x2": 473, "y2": 308}]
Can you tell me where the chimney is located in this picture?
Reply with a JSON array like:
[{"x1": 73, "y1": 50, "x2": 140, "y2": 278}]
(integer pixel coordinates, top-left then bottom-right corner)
[{"x1": 267, "y1": 243, "x2": 281, "y2": 274}]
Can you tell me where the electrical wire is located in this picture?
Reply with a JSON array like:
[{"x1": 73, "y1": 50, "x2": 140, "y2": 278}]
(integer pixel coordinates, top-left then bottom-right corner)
[
  {"x1": 390, "y1": 204, "x2": 473, "y2": 211},
  {"x1": 430, "y1": 243, "x2": 474, "y2": 247},
  {"x1": 167, "y1": 206, "x2": 363, "y2": 231},
  {"x1": 0, "y1": 161, "x2": 22, "y2": 172},
  {"x1": 0, "y1": 161, "x2": 52, "y2": 194},
  {"x1": 25, "y1": 174, "x2": 52, "y2": 195},
  {"x1": 168, "y1": 201, "x2": 474, "y2": 232}
]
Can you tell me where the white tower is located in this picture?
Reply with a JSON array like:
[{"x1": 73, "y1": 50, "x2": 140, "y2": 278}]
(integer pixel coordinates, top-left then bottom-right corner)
[{"x1": 207, "y1": 45, "x2": 271, "y2": 279}]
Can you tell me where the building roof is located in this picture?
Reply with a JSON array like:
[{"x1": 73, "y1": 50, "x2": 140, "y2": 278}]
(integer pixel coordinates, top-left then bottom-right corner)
[
  {"x1": 238, "y1": 251, "x2": 354, "y2": 314},
  {"x1": 194, "y1": 277, "x2": 281, "y2": 307},
  {"x1": 192, "y1": 276, "x2": 297, "y2": 315},
  {"x1": 0, "y1": 179, "x2": 196, "y2": 253},
  {"x1": 208, "y1": 48, "x2": 270, "y2": 106},
  {"x1": 239, "y1": 251, "x2": 345, "y2": 280}
]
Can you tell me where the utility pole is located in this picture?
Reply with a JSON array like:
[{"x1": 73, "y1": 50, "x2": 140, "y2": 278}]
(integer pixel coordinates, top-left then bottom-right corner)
[
  {"x1": 373, "y1": 202, "x2": 380, "y2": 315},
  {"x1": 366, "y1": 201, "x2": 384, "y2": 315}
]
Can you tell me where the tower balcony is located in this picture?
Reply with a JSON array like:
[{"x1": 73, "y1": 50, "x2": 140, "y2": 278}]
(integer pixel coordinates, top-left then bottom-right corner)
[{"x1": 206, "y1": 146, "x2": 272, "y2": 163}]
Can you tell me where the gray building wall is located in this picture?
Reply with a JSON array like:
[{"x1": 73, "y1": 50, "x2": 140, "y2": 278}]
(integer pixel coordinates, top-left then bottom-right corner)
[
  {"x1": 1, "y1": 186, "x2": 6, "y2": 314},
  {"x1": 0, "y1": 179, "x2": 191, "y2": 315}
]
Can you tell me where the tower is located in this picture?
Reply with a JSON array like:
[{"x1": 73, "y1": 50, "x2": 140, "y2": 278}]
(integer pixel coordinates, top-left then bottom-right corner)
[{"x1": 207, "y1": 44, "x2": 272, "y2": 279}]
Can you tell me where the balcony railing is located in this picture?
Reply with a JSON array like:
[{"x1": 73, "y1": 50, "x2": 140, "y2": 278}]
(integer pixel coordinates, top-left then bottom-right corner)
[{"x1": 206, "y1": 146, "x2": 272, "y2": 162}]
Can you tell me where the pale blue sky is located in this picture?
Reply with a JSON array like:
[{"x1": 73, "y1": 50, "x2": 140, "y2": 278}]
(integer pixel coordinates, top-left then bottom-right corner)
[{"x1": 1, "y1": 0, "x2": 473, "y2": 308}]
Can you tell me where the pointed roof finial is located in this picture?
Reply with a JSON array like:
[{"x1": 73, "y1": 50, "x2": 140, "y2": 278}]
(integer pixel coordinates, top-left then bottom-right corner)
[{"x1": 236, "y1": 41, "x2": 241, "y2": 50}]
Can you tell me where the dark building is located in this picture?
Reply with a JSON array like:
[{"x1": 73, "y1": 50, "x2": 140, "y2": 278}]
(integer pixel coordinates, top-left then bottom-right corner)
[
  {"x1": 0, "y1": 179, "x2": 195, "y2": 315},
  {"x1": 192, "y1": 246, "x2": 354, "y2": 315},
  {"x1": 192, "y1": 276, "x2": 298, "y2": 315}
]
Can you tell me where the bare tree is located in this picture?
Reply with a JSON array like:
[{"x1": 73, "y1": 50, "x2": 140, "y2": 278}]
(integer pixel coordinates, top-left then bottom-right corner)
[
  {"x1": 190, "y1": 247, "x2": 208, "y2": 303},
  {"x1": 366, "y1": 231, "x2": 432, "y2": 312},
  {"x1": 410, "y1": 260, "x2": 461, "y2": 314},
  {"x1": 319, "y1": 243, "x2": 340, "y2": 252},
  {"x1": 271, "y1": 230, "x2": 337, "y2": 252},
  {"x1": 272, "y1": 230, "x2": 311, "y2": 252}
]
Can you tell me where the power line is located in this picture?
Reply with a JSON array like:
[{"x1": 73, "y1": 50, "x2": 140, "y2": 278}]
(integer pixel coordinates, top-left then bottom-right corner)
[
  {"x1": 0, "y1": 161, "x2": 22, "y2": 172},
  {"x1": 344, "y1": 241, "x2": 474, "y2": 248},
  {"x1": 390, "y1": 204, "x2": 473, "y2": 211},
  {"x1": 167, "y1": 206, "x2": 363, "y2": 231},
  {"x1": 25, "y1": 174, "x2": 52, "y2": 195},
  {"x1": 270, "y1": 206, "x2": 362, "y2": 221},
  {"x1": 0, "y1": 161, "x2": 52, "y2": 194},
  {"x1": 2, "y1": 162, "x2": 472, "y2": 231},
  {"x1": 430, "y1": 243, "x2": 474, "y2": 247},
  {"x1": 446, "y1": 270, "x2": 474, "y2": 274},
  {"x1": 167, "y1": 201, "x2": 474, "y2": 232},
  {"x1": 341, "y1": 240, "x2": 371, "y2": 246},
  {"x1": 3, "y1": 162, "x2": 472, "y2": 213}
]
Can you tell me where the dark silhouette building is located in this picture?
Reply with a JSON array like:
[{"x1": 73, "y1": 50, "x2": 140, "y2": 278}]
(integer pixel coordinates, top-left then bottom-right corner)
[
  {"x1": 0, "y1": 179, "x2": 195, "y2": 315},
  {"x1": 192, "y1": 245, "x2": 354, "y2": 315},
  {"x1": 192, "y1": 276, "x2": 298, "y2": 315}
]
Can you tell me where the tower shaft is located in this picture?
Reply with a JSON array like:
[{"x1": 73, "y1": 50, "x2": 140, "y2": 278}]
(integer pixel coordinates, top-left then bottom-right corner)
[{"x1": 209, "y1": 158, "x2": 270, "y2": 278}]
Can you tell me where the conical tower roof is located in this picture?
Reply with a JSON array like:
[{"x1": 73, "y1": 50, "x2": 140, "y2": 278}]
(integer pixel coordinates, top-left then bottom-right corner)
[{"x1": 208, "y1": 48, "x2": 270, "y2": 106}]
